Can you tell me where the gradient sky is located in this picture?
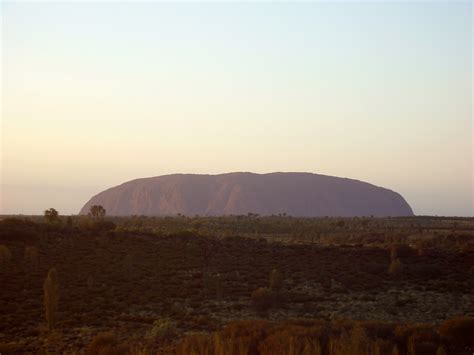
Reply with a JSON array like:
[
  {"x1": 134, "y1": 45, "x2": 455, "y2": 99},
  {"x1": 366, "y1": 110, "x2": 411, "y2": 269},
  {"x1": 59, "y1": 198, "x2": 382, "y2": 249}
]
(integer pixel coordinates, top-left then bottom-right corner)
[{"x1": 1, "y1": 1, "x2": 473, "y2": 216}]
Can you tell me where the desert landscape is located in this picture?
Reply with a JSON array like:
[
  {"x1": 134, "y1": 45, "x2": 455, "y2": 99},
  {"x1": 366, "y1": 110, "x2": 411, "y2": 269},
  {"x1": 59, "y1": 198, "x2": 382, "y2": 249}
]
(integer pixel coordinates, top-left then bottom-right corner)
[
  {"x1": 2, "y1": 1, "x2": 472, "y2": 354},
  {"x1": 1, "y1": 213, "x2": 473, "y2": 354}
]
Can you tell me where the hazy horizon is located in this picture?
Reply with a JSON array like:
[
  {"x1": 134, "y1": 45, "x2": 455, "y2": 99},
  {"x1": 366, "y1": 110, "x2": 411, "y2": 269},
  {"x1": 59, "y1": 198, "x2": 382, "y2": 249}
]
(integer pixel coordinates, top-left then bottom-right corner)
[{"x1": 1, "y1": 2, "x2": 473, "y2": 216}]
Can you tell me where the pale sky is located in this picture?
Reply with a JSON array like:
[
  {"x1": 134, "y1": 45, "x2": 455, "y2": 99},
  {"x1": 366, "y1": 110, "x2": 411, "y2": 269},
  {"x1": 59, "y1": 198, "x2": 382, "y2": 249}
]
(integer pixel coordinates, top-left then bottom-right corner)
[{"x1": 1, "y1": 1, "x2": 473, "y2": 216}]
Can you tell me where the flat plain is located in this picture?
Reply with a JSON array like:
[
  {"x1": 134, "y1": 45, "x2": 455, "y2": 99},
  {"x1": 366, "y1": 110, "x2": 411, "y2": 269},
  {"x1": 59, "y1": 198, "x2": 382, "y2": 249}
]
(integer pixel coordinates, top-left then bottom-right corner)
[{"x1": 1, "y1": 215, "x2": 473, "y2": 354}]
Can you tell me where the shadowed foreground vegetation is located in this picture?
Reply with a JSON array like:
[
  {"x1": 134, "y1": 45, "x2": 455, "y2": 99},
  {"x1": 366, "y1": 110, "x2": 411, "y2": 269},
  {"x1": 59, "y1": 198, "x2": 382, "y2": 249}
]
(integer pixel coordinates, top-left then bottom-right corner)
[
  {"x1": 0, "y1": 215, "x2": 473, "y2": 353},
  {"x1": 82, "y1": 318, "x2": 474, "y2": 355}
]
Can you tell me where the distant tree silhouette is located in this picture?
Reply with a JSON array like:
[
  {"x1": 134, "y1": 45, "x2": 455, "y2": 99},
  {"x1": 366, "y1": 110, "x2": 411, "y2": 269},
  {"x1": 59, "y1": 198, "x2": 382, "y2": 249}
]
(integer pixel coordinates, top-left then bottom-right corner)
[
  {"x1": 44, "y1": 208, "x2": 59, "y2": 223},
  {"x1": 43, "y1": 268, "x2": 59, "y2": 331},
  {"x1": 89, "y1": 205, "x2": 106, "y2": 220}
]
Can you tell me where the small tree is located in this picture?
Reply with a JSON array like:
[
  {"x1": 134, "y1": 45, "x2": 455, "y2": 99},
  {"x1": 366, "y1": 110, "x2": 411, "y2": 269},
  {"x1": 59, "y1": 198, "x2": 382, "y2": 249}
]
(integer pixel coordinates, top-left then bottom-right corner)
[
  {"x1": 43, "y1": 268, "x2": 59, "y2": 331},
  {"x1": 88, "y1": 205, "x2": 106, "y2": 220},
  {"x1": 44, "y1": 208, "x2": 59, "y2": 223}
]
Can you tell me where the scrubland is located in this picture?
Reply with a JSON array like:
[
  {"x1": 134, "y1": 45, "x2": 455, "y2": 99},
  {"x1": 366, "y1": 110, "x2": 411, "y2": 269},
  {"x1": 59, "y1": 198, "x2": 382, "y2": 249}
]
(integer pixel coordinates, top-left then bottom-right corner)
[{"x1": 0, "y1": 215, "x2": 473, "y2": 354}]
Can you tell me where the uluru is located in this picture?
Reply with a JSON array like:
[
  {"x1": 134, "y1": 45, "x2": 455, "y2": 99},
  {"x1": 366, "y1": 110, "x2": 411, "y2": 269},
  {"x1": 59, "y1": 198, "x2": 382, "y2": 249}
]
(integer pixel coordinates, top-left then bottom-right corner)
[{"x1": 79, "y1": 172, "x2": 414, "y2": 217}]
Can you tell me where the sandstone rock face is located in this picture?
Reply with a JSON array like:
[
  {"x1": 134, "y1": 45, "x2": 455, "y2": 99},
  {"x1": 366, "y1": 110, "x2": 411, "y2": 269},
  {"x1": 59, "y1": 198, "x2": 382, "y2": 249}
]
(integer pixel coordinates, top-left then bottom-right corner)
[{"x1": 79, "y1": 172, "x2": 414, "y2": 217}]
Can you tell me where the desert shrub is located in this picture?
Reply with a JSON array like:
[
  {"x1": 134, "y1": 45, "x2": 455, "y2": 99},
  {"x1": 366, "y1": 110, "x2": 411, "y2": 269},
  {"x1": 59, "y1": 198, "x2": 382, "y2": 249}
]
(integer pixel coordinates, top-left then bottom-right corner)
[
  {"x1": 66, "y1": 216, "x2": 73, "y2": 227},
  {"x1": 122, "y1": 254, "x2": 134, "y2": 279},
  {"x1": 214, "y1": 320, "x2": 270, "y2": 354},
  {"x1": 146, "y1": 318, "x2": 177, "y2": 341},
  {"x1": 0, "y1": 219, "x2": 37, "y2": 241},
  {"x1": 170, "y1": 302, "x2": 187, "y2": 318},
  {"x1": 91, "y1": 220, "x2": 116, "y2": 232},
  {"x1": 415, "y1": 264, "x2": 443, "y2": 279},
  {"x1": 174, "y1": 317, "x2": 474, "y2": 355},
  {"x1": 359, "y1": 320, "x2": 395, "y2": 340},
  {"x1": 251, "y1": 287, "x2": 273, "y2": 312},
  {"x1": 0, "y1": 342, "x2": 17, "y2": 354},
  {"x1": 258, "y1": 324, "x2": 323, "y2": 355},
  {"x1": 43, "y1": 268, "x2": 59, "y2": 331},
  {"x1": 469, "y1": 265, "x2": 474, "y2": 277},
  {"x1": 393, "y1": 244, "x2": 416, "y2": 258},
  {"x1": 24, "y1": 246, "x2": 39, "y2": 268},
  {"x1": 201, "y1": 270, "x2": 210, "y2": 294},
  {"x1": 394, "y1": 324, "x2": 438, "y2": 354},
  {"x1": 327, "y1": 323, "x2": 398, "y2": 355},
  {"x1": 175, "y1": 332, "x2": 212, "y2": 355},
  {"x1": 0, "y1": 217, "x2": 35, "y2": 227},
  {"x1": 330, "y1": 278, "x2": 346, "y2": 293},
  {"x1": 78, "y1": 216, "x2": 94, "y2": 229},
  {"x1": 86, "y1": 332, "x2": 130, "y2": 355},
  {"x1": 394, "y1": 324, "x2": 437, "y2": 342},
  {"x1": 87, "y1": 275, "x2": 95, "y2": 290},
  {"x1": 0, "y1": 245, "x2": 12, "y2": 264},
  {"x1": 373, "y1": 339, "x2": 398, "y2": 355},
  {"x1": 407, "y1": 335, "x2": 438, "y2": 355},
  {"x1": 438, "y1": 316, "x2": 474, "y2": 347},
  {"x1": 269, "y1": 269, "x2": 283, "y2": 293},
  {"x1": 390, "y1": 244, "x2": 398, "y2": 261},
  {"x1": 216, "y1": 273, "x2": 223, "y2": 301},
  {"x1": 388, "y1": 258, "x2": 402, "y2": 275}
]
